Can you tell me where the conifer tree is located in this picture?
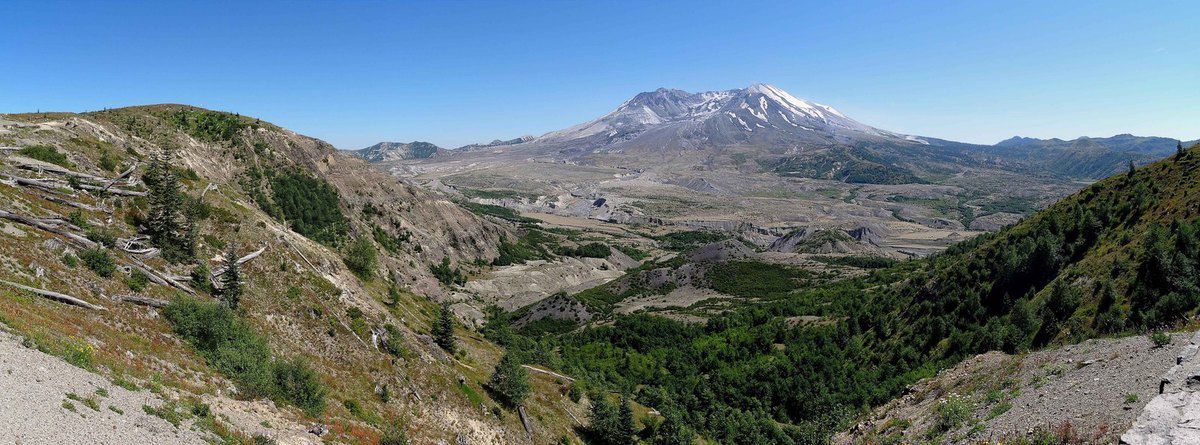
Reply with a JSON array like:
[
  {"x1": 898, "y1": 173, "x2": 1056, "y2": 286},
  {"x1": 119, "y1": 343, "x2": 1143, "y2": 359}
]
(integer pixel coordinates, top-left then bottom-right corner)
[
  {"x1": 217, "y1": 242, "x2": 242, "y2": 309},
  {"x1": 617, "y1": 393, "x2": 636, "y2": 444},
  {"x1": 488, "y1": 351, "x2": 530, "y2": 407},
  {"x1": 433, "y1": 302, "x2": 456, "y2": 354},
  {"x1": 1178, "y1": 141, "x2": 1186, "y2": 160},
  {"x1": 143, "y1": 148, "x2": 195, "y2": 262}
]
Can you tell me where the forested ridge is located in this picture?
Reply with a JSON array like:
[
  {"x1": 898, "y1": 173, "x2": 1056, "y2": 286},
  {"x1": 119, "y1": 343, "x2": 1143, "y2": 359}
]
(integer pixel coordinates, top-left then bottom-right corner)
[{"x1": 490, "y1": 144, "x2": 1200, "y2": 444}]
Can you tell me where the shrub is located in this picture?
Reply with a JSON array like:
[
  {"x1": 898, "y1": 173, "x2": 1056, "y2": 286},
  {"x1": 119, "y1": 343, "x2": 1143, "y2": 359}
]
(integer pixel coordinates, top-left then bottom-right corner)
[
  {"x1": 1151, "y1": 331, "x2": 1171, "y2": 348},
  {"x1": 931, "y1": 393, "x2": 972, "y2": 435},
  {"x1": 78, "y1": 248, "x2": 115, "y2": 277},
  {"x1": 164, "y1": 296, "x2": 328, "y2": 415},
  {"x1": 18, "y1": 145, "x2": 72, "y2": 167},
  {"x1": 430, "y1": 258, "x2": 465, "y2": 286},
  {"x1": 562, "y1": 242, "x2": 612, "y2": 258},
  {"x1": 343, "y1": 237, "x2": 377, "y2": 281},
  {"x1": 272, "y1": 356, "x2": 327, "y2": 417},
  {"x1": 126, "y1": 269, "x2": 150, "y2": 292},
  {"x1": 381, "y1": 324, "x2": 408, "y2": 358},
  {"x1": 379, "y1": 423, "x2": 409, "y2": 445},
  {"x1": 85, "y1": 227, "x2": 118, "y2": 248}
]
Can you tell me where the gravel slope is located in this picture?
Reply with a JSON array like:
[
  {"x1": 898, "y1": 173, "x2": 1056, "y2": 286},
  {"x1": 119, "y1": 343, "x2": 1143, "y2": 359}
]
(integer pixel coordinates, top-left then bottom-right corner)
[
  {"x1": 0, "y1": 329, "x2": 207, "y2": 445},
  {"x1": 837, "y1": 333, "x2": 1190, "y2": 444}
]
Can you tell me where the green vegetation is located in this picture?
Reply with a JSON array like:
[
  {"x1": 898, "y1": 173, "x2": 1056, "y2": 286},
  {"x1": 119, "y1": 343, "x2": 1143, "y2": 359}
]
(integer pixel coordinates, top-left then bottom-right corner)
[
  {"x1": 487, "y1": 146, "x2": 1200, "y2": 443},
  {"x1": 125, "y1": 269, "x2": 150, "y2": 292},
  {"x1": 493, "y1": 230, "x2": 558, "y2": 266},
  {"x1": 166, "y1": 108, "x2": 246, "y2": 144},
  {"x1": 143, "y1": 149, "x2": 197, "y2": 263},
  {"x1": 163, "y1": 296, "x2": 326, "y2": 416},
  {"x1": 653, "y1": 230, "x2": 729, "y2": 251},
  {"x1": 613, "y1": 244, "x2": 650, "y2": 260},
  {"x1": 268, "y1": 170, "x2": 348, "y2": 246},
  {"x1": 433, "y1": 302, "x2": 456, "y2": 354},
  {"x1": 343, "y1": 237, "x2": 378, "y2": 281},
  {"x1": 487, "y1": 352, "x2": 530, "y2": 407},
  {"x1": 772, "y1": 147, "x2": 923, "y2": 184},
  {"x1": 1151, "y1": 331, "x2": 1172, "y2": 348},
  {"x1": 559, "y1": 242, "x2": 612, "y2": 258},
  {"x1": 216, "y1": 243, "x2": 242, "y2": 308},
  {"x1": 372, "y1": 225, "x2": 409, "y2": 254},
  {"x1": 18, "y1": 145, "x2": 72, "y2": 167},
  {"x1": 587, "y1": 394, "x2": 635, "y2": 445},
  {"x1": 78, "y1": 247, "x2": 115, "y2": 278},
  {"x1": 429, "y1": 258, "x2": 465, "y2": 286},
  {"x1": 811, "y1": 255, "x2": 899, "y2": 269},
  {"x1": 706, "y1": 260, "x2": 810, "y2": 299}
]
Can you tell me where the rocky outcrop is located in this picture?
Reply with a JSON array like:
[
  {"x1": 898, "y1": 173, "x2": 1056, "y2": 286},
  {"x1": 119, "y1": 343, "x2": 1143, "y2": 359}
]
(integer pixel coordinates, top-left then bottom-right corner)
[{"x1": 1121, "y1": 331, "x2": 1200, "y2": 445}]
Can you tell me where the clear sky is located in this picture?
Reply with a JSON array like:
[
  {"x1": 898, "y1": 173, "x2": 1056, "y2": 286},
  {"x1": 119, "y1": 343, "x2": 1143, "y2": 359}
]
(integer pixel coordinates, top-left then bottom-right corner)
[{"x1": 2, "y1": 1, "x2": 1197, "y2": 149}]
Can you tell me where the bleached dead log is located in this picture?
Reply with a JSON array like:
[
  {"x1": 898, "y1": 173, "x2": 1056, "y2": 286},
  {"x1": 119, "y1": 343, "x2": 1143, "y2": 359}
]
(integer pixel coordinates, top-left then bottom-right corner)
[
  {"x1": 517, "y1": 405, "x2": 534, "y2": 439},
  {"x1": 9, "y1": 176, "x2": 70, "y2": 194},
  {"x1": 101, "y1": 161, "x2": 139, "y2": 193},
  {"x1": 76, "y1": 182, "x2": 146, "y2": 196},
  {"x1": 129, "y1": 258, "x2": 195, "y2": 295},
  {"x1": 7, "y1": 155, "x2": 109, "y2": 182},
  {"x1": 0, "y1": 279, "x2": 105, "y2": 310},
  {"x1": 210, "y1": 245, "x2": 267, "y2": 277},
  {"x1": 0, "y1": 210, "x2": 98, "y2": 248},
  {"x1": 199, "y1": 183, "x2": 218, "y2": 198},
  {"x1": 115, "y1": 294, "x2": 168, "y2": 308},
  {"x1": 41, "y1": 195, "x2": 108, "y2": 213},
  {"x1": 523, "y1": 364, "x2": 576, "y2": 382},
  {"x1": 117, "y1": 236, "x2": 157, "y2": 255}
]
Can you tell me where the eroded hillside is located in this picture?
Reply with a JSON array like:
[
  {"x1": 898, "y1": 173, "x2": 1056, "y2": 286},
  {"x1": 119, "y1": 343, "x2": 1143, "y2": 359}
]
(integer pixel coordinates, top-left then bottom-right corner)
[{"x1": 0, "y1": 107, "x2": 593, "y2": 444}]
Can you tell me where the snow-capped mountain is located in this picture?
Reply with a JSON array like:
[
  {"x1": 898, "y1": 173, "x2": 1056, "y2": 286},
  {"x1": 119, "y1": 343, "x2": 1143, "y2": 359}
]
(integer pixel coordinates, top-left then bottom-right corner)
[{"x1": 533, "y1": 83, "x2": 926, "y2": 149}]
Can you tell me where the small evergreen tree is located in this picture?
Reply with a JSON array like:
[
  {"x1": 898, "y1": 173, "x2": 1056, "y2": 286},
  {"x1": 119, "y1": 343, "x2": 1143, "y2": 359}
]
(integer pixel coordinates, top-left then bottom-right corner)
[
  {"x1": 1178, "y1": 141, "x2": 1186, "y2": 160},
  {"x1": 1127, "y1": 159, "x2": 1136, "y2": 178},
  {"x1": 217, "y1": 242, "x2": 242, "y2": 309},
  {"x1": 433, "y1": 302, "x2": 456, "y2": 354},
  {"x1": 589, "y1": 395, "x2": 623, "y2": 445},
  {"x1": 653, "y1": 411, "x2": 695, "y2": 445},
  {"x1": 617, "y1": 394, "x2": 636, "y2": 445},
  {"x1": 143, "y1": 148, "x2": 195, "y2": 262},
  {"x1": 488, "y1": 351, "x2": 530, "y2": 407}
]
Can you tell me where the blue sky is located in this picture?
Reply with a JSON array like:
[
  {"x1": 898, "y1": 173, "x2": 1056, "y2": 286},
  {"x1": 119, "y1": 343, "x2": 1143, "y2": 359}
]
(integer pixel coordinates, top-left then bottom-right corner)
[{"x1": 2, "y1": 1, "x2": 1197, "y2": 149}]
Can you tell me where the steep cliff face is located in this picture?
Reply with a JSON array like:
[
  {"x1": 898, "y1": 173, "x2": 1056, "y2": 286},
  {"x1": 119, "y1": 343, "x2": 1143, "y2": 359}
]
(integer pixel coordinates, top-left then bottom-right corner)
[{"x1": 0, "y1": 107, "x2": 585, "y2": 444}]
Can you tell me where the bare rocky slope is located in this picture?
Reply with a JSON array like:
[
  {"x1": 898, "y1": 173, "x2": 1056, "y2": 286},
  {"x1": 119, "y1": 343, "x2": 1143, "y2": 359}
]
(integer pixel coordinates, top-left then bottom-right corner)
[{"x1": 0, "y1": 107, "x2": 591, "y2": 444}]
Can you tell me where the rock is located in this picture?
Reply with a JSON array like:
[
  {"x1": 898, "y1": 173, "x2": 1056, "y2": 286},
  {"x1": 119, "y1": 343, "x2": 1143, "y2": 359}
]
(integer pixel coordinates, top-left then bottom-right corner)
[{"x1": 308, "y1": 423, "x2": 328, "y2": 436}]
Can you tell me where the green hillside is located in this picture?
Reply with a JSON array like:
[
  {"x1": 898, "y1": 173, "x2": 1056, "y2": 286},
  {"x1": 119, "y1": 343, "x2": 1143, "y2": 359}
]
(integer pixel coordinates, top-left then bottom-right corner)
[{"x1": 490, "y1": 145, "x2": 1200, "y2": 443}]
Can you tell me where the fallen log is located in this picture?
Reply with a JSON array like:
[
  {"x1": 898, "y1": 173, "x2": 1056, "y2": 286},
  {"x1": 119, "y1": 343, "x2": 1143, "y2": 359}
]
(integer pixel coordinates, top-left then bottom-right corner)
[
  {"x1": 210, "y1": 245, "x2": 267, "y2": 277},
  {"x1": 41, "y1": 195, "x2": 108, "y2": 213},
  {"x1": 0, "y1": 210, "x2": 98, "y2": 249},
  {"x1": 0, "y1": 279, "x2": 105, "y2": 310},
  {"x1": 101, "y1": 161, "x2": 139, "y2": 193},
  {"x1": 129, "y1": 258, "x2": 195, "y2": 295},
  {"x1": 76, "y1": 182, "x2": 146, "y2": 196},
  {"x1": 115, "y1": 294, "x2": 168, "y2": 308},
  {"x1": 7, "y1": 155, "x2": 109, "y2": 182}
]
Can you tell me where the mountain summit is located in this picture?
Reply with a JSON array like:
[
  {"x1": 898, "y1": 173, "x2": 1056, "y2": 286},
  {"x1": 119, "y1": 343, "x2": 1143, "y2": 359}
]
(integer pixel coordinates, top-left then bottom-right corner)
[{"x1": 535, "y1": 84, "x2": 924, "y2": 149}]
